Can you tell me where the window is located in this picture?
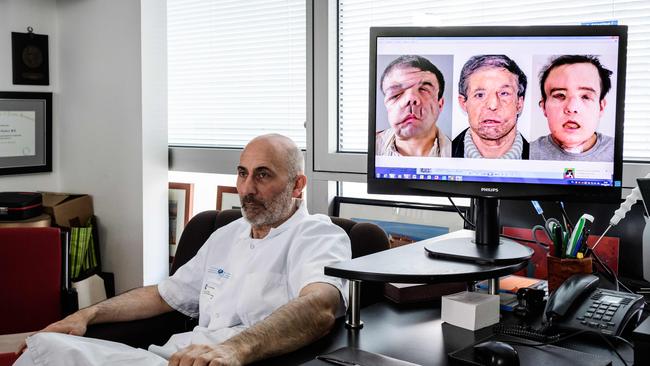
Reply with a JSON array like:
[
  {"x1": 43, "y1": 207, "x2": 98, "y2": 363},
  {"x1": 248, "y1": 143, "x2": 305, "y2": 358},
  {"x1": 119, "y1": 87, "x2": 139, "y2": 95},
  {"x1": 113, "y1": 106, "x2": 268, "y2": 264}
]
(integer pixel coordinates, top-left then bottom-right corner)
[
  {"x1": 337, "y1": 0, "x2": 650, "y2": 159},
  {"x1": 168, "y1": 0, "x2": 307, "y2": 149}
]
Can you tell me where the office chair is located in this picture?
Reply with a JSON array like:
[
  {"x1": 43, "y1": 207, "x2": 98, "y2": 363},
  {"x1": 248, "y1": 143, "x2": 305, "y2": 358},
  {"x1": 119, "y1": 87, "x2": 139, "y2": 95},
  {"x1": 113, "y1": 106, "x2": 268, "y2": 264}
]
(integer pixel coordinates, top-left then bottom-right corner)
[{"x1": 84, "y1": 209, "x2": 389, "y2": 348}]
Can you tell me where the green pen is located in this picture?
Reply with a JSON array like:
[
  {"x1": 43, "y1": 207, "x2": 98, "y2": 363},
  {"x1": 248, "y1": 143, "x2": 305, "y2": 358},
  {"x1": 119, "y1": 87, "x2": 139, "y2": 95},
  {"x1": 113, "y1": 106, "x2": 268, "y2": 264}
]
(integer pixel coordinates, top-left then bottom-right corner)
[{"x1": 566, "y1": 213, "x2": 594, "y2": 258}]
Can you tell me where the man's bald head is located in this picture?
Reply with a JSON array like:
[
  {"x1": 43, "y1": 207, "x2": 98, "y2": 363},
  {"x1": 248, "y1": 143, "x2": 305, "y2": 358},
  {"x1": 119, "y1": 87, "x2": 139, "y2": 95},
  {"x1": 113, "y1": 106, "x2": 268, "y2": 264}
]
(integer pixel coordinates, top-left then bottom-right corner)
[{"x1": 243, "y1": 134, "x2": 304, "y2": 181}]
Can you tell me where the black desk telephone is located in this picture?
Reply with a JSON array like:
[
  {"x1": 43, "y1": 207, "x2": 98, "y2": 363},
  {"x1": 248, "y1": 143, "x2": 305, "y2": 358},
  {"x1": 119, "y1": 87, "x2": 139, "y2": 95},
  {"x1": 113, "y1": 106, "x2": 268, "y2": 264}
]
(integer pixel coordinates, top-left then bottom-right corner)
[{"x1": 544, "y1": 274, "x2": 645, "y2": 336}]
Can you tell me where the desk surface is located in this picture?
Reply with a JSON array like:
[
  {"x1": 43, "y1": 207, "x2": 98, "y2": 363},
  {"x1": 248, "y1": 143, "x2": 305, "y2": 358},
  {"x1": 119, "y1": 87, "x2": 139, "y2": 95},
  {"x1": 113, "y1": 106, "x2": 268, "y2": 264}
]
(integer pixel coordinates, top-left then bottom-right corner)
[
  {"x1": 325, "y1": 230, "x2": 527, "y2": 283},
  {"x1": 257, "y1": 301, "x2": 634, "y2": 366}
]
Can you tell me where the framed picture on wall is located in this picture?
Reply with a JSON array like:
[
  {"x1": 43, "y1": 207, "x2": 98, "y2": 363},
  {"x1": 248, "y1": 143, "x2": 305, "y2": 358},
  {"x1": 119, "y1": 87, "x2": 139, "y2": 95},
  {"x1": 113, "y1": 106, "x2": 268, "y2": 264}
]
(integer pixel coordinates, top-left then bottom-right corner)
[
  {"x1": 216, "y1": 186, "x2": 240, "y2": 211},
  {"x1": 11, "y1": 29, "x2": 50, "y2": 86},
  {"x1": 169, "y1": 182, "x2": 194, "y2": 262},
  {"x1": 333, "y1": 196, "x2": 469, "y2": 248},
  {"x1": 0, "y1": 92, "x2": 52, "y2": 175}
]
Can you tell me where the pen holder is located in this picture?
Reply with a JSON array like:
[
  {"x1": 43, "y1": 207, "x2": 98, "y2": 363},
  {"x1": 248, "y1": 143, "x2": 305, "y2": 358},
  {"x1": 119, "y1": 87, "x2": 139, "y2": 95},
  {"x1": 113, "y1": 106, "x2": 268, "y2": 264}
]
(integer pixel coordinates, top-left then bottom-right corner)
[{"x1": 547, "y1": 255, "x2": 593, "y2": 293}]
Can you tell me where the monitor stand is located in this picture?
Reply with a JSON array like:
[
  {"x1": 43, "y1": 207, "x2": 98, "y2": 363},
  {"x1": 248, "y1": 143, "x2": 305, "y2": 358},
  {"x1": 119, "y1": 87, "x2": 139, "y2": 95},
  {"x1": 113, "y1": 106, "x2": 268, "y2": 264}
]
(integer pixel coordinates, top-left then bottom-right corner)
[{"x1": 424, "y1": 197, "x2": 533, "y2": 265}]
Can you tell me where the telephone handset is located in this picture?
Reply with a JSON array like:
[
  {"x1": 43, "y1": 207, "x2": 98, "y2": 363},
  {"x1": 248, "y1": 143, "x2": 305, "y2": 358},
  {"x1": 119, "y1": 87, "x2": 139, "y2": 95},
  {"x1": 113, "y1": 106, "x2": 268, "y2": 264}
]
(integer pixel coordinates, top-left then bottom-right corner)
[{"x1": 544, "y1": 274, "x2": 645, "y2": 336}]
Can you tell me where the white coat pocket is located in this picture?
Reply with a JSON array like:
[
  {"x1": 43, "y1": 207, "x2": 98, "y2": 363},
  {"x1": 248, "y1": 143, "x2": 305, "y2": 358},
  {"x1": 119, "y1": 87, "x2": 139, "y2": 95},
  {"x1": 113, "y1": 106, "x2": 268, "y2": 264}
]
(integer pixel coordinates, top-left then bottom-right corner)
[{"x1": 237, "y1": 271, "x2": 289, "y2": 326}]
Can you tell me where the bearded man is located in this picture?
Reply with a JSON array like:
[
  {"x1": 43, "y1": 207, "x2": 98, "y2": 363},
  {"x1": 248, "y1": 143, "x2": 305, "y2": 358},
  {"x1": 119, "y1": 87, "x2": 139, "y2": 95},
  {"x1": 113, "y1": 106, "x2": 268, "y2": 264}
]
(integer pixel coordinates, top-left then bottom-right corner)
[{"x1": 15, "y1": 134, "x2": 351, "y2": 366}]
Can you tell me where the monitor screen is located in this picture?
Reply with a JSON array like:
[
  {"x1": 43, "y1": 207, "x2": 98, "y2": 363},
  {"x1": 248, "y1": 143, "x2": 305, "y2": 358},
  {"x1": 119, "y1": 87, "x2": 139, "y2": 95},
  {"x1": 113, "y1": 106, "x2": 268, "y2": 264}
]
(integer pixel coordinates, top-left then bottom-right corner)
[{"x1": 368, "y1": 26, "x2": 626, "y2": 203}]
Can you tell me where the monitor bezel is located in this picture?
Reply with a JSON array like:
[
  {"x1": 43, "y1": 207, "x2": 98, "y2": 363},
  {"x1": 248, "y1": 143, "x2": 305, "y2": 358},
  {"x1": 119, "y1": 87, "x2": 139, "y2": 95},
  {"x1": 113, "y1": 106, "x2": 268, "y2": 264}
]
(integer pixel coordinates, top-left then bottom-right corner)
[{"x1": 367, "y1": 25, "x2": 626, "y2": 203}]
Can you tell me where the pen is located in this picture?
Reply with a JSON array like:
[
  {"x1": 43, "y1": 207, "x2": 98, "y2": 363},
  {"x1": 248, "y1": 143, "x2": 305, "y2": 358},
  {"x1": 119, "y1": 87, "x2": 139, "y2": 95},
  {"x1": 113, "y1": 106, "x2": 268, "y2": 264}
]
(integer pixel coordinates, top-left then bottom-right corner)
[
  {"x1": 531, "y1": 200, "x2": 547, "y2": 223},
  {"x1": 578, "y1": 227, "x2": 591, "y2": 255},
  {"x1": 572, "y1": 233, "x2": 583, "y2": 258},
  {"x1": 553, "y1": 223, "x2": 563, "y2": 257},
  {"x1": 316, "y1": 356, "x2": 362, "y2": 366},
  {"x1": 559, "y1": 201, "x2": 574, "y2": 232},
  {"x1": 566, "y1": 214, "x2": 594, "y2": 258}
]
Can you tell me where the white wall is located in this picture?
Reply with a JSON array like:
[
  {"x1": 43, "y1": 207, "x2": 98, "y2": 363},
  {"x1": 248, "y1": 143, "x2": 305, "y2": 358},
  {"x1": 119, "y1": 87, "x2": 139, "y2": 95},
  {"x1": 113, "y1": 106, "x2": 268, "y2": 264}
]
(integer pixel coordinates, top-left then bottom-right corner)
[
  {"x1": 0, "y1": 0, "x2": 169, "y2": 293},
  {"x1": 0, "y1": 0, "x2": 60, "y2": 191}
]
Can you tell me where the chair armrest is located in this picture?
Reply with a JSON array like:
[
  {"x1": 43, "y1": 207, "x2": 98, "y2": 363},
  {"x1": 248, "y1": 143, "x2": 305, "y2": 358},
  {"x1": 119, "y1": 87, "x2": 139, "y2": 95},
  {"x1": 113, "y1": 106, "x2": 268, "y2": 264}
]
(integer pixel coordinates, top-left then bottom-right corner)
[{"x1": 84, "y1": 311, "x2": 197, "y2": 349}]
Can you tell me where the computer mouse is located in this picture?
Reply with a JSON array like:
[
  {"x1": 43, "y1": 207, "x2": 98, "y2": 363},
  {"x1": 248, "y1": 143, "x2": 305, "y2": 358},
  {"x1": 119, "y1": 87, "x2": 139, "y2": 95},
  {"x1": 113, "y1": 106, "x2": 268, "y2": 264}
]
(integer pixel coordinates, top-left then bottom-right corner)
[{"x1": 473, "y1": 340, "x2": 520, "y2": 366}]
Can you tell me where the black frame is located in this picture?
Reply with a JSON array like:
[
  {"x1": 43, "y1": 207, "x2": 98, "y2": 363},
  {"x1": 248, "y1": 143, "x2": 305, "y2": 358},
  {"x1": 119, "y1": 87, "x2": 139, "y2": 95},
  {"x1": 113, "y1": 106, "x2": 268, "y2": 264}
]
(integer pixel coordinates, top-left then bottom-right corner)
[
  {"x1": 12, "y1": 31, "x2": 50, "y2": 86},
  {"x1": 0, "y1": 92, "x2": 52, "y2": 175},
  {"x1": 367, "y1": 25, "x2": 627, "y2": 203}
]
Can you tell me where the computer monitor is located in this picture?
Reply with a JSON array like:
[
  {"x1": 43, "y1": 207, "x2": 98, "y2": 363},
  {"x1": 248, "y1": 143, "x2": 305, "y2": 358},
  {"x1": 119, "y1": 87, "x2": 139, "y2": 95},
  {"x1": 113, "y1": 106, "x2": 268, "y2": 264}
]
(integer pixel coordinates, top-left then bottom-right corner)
[{"x1": 367, "y1": 26, "x2": 626, "y2": 264}]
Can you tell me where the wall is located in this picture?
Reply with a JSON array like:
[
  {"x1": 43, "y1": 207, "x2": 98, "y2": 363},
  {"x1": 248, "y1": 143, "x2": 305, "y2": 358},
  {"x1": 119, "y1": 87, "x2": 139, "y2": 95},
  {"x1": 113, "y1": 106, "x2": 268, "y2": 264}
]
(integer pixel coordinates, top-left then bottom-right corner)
[
  {"x1": 0, "y1": 0, "x2": 169, "y2": 293},
  {"x1": 0, "y1": 0, "x2": 60, "y2": 191}
]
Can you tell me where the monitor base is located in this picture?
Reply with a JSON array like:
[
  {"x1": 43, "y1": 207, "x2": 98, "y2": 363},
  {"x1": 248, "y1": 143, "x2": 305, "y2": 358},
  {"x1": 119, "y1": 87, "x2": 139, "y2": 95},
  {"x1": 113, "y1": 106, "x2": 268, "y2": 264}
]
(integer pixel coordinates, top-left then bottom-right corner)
[{"x1": 424, "y1": 231, "x2": 533, "y2": 265}]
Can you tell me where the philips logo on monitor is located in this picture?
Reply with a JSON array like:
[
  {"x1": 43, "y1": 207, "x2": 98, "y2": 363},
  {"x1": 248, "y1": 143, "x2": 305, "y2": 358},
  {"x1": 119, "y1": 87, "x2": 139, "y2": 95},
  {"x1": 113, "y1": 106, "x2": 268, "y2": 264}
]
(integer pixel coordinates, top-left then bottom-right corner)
[{"x1": 481, "y1": 187, "x2": 499, "y2": 193}]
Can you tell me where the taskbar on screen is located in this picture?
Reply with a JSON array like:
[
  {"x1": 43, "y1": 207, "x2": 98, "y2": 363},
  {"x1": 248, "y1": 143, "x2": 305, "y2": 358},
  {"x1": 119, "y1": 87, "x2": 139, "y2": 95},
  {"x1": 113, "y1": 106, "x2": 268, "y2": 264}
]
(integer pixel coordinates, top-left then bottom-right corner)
[{"x1": 374, "y1": 167, "x2": 615, "y2": 186}]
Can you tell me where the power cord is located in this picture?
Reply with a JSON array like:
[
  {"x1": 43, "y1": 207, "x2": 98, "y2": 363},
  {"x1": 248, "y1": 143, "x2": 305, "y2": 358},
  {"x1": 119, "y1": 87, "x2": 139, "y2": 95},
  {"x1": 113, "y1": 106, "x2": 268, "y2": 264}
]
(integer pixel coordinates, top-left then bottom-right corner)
[
  {"x1": 448, "y1": 197, "x2": 475, "y2": 229},
  {"x1": 447, "y1": 197, "x2": 550, "y2": 248},
  {"x1": 498, "y1": 328, "x2": 630, "y2": 366},
  {"x1": 492, "y1": 323, "x2": 559, "y2": 343}
]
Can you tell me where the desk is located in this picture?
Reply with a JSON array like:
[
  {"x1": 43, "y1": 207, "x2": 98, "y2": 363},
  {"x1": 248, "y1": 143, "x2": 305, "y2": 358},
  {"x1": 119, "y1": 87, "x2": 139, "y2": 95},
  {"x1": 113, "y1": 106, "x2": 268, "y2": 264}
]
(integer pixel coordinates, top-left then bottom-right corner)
[
  {"x1": 325, "y1": 230, "x2": 529, "y2": 328},
  {"x1": 257, "y1": 301, "x2": 634, "y2": 366}
]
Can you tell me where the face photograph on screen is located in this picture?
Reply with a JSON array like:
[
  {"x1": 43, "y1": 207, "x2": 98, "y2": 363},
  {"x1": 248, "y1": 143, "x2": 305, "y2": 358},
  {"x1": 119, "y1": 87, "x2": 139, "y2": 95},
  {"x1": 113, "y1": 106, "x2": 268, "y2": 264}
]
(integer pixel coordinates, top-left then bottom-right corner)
[
  {"x1": 375, "y1": 54, "x2": 454, "y2": 158},
  {"x1": 453, "y1": 54, "x2": 528, "y2": 160},
  {"x1": 529, "y1": 54, "x2": 617, "y2": 163}
]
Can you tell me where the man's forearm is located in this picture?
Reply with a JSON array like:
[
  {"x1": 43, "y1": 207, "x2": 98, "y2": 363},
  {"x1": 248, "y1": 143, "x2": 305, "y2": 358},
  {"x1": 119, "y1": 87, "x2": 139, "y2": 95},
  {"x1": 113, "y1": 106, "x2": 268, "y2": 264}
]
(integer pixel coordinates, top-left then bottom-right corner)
[
  {"x1": 82, "y1": 285, "x2": 174, "y2": 325},
  {"x1": 222, "y1": 283, "x2": 340, "y2": 364}
]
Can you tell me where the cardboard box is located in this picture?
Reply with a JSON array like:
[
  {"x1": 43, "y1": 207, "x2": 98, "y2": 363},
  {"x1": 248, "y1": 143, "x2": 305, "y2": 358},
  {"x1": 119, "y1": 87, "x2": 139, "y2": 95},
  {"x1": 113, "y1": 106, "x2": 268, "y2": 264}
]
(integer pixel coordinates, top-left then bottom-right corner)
[
  {"x1": 441, "y1": 291, "x2": 500, "y2": 331},
  {"x1": 41, "y1": 192, "x2": 93, "y2": 227}
]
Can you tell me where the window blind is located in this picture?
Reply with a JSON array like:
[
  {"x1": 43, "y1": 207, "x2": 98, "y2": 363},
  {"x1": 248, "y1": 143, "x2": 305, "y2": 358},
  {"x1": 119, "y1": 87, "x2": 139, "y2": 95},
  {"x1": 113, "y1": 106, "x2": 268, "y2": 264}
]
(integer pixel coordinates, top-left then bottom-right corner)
[
  {"x1": 168, "y1": 0, "x2": 306, "y2": 149},
  {"x1": 338, "y1": 0, "x2": 650, "y2": 159}
]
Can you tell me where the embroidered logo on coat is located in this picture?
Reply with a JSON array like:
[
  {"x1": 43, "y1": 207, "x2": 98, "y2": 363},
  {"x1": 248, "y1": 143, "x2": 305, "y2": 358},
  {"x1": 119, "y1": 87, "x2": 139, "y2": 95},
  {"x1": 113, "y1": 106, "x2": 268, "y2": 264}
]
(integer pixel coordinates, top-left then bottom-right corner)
[{"x1": 207, "y1": 265, "x2": 232, "y2": 279}]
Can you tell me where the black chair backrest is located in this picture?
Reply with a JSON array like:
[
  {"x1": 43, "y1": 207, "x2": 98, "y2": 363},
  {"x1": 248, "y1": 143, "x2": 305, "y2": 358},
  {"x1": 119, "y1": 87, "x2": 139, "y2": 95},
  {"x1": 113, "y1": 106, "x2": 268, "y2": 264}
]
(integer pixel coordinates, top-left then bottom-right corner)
[{"x1": 171, "y1": 209, "x2": 389, "y2": 274}]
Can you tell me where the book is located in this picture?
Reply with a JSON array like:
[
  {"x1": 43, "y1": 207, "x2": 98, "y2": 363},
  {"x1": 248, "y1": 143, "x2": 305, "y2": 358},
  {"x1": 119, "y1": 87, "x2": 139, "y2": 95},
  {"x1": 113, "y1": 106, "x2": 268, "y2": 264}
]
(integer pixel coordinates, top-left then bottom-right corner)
[
  {"x1": 476, "y1": 275, "x2": 546, "y2": 294},
  {"x1": 384, "y1": 282, "x2": 466, "y2": 304},
  {"x1": 475, "y1": 275, "x2": 547, "y2": 311}
]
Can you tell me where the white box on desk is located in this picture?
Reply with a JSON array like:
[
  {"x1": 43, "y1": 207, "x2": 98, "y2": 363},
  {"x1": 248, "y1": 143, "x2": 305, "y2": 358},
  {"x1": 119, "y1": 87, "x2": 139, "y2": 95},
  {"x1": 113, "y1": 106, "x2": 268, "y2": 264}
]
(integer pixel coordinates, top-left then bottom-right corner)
[{"x1": 441, "y1": 291, "x2": 500, "y2": 331}]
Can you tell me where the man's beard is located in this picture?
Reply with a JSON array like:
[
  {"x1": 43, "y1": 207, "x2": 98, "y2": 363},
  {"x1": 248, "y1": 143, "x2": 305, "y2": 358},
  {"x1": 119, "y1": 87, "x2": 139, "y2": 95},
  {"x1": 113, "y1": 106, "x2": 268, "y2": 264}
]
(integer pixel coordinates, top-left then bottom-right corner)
[{"x1": 240, "y1": 184, "x2": 294, "y2": 227}]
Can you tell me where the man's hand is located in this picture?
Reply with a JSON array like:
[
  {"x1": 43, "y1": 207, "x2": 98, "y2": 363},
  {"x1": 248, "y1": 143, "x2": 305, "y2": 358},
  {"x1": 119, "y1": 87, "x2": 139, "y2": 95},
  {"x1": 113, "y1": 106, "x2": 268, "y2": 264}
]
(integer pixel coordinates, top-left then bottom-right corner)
[
  {"x1": 16, "y1": 310, "x2": 92, "y2": 354},
  {"x1": 168, "y1": 344, "x2": 243, "y2": 366}
]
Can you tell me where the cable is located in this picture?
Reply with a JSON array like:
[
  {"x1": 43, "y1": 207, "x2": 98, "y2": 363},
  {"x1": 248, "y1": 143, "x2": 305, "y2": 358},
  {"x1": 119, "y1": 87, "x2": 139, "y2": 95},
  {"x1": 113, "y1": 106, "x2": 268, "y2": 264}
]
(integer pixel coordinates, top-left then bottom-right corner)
[
  {"x1": 587, "y1": 246, "x2": 635, "y2": 294},
  {"x1": 597, "y1": 333, "x2": 630, "y2": 366},
  {"x1": 501, "y1": 233, "x2": 548, "y2": 246},
  {"x1": 501, "y1": 328, "x2": 630, "y2": 366},
  {"x1": 448, "y1": 197, "x2": 552, "y2": 247},
  {"x1": 499, "y1": 328, "x2": 586, "y2": 347},
  {"x1": 492, "y1": 324, "x2": 560, "y2": 343},
  {"x1": 448, "y1": 197, "x2": 475, "y2": 229},
  {"x1": 614, "y1": 335, "x2": 635, "y2": 350}
]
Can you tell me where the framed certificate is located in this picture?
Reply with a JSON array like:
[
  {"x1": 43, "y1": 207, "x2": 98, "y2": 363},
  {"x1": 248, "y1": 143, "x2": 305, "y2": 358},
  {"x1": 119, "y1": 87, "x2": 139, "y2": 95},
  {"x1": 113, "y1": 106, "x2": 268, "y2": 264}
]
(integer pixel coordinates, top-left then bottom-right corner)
[
  {"x1": 169, "y1": 182, "x2": 194, "y2": 262},
  {"x1": 0, "y1": 92, "x2": 52, "y2": 175},
  {"x1": 216, "y1": 185, "x2": 240, "y2": 211}
]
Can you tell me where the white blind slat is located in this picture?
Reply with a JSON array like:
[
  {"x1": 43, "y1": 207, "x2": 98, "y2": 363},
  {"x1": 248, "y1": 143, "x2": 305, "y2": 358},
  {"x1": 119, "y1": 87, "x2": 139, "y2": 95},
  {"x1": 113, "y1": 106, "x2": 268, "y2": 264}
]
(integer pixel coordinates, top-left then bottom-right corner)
[{"x1": 168, "y1": 0, "x2": 306, "y2": 148}]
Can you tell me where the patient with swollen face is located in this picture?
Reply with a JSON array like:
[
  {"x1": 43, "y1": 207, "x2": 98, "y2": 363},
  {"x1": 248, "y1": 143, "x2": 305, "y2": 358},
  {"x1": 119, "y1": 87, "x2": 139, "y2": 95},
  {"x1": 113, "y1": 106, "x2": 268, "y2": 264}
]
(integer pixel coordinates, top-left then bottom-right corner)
[{"x1": 530, "y1": 55, "x2": 614, "y2": 162}]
